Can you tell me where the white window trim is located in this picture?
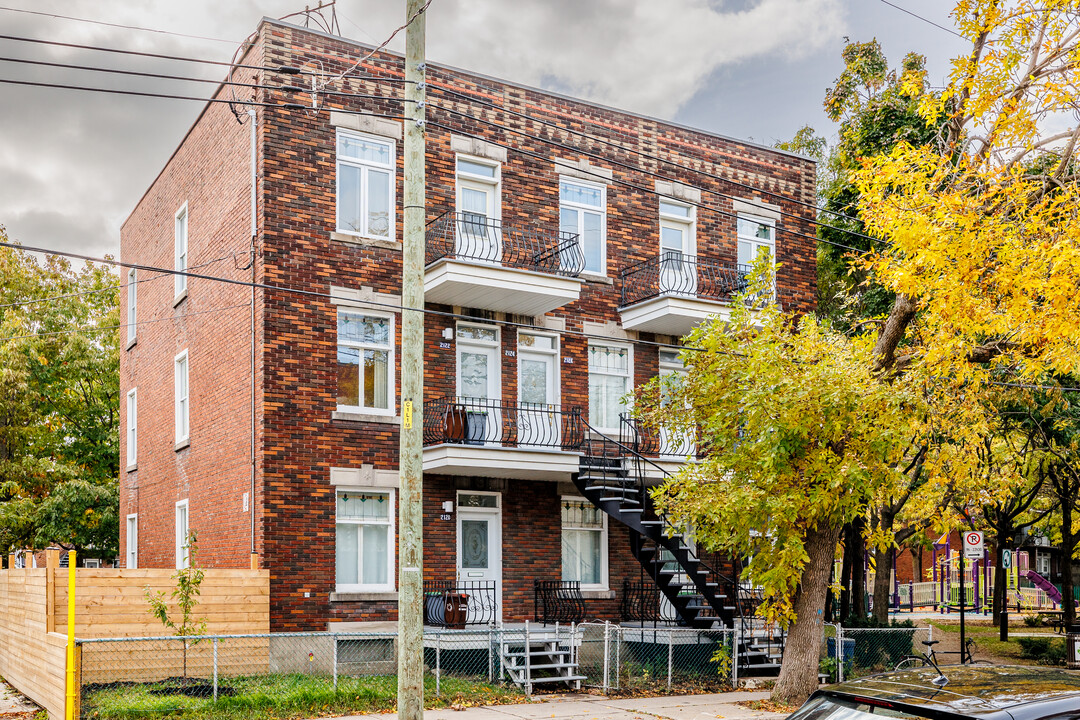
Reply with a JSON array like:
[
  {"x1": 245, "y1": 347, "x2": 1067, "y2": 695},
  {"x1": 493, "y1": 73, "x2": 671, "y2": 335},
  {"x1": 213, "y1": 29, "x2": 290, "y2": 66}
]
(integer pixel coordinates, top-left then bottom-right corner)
[
  {"x1": 126, "y1": 388, "x2": 137, "y2": 466},
  {"x1": 174, "y1": 350, "x2": 189, "y2": 445},
  {"x1": 588, "y1": 340, "x2": 634, "y2": 434},
  {"x1": 562, "y1": 495, "x2": 609, "y2": 591},
  {"x1": 335, "y1": 487, "x2": 396, "y2": 593},
  {"x1": 659, "y1": 198, "x2": 697, "y2": 258},
  {"x1": 174, "y1": 203, "x2": 188, "y2": 299},
  {"x1": 559, "y1": 176, "x2": 607, "y2": 277},
  {"x1": 336, "y1": 310, "x2": 396, "y2": 416},
  {"x1": 126, "y1": 513, "x2": 138, "y2": 569},
  {"x1": 456, "y1": 323, "x2": 501, "y2": 400},
  {"x1": 335, "y1": 129, "x2": 397, "y2": 241},
  {"x1": 518, "y1": 331, "x2": 560, "y2": 406},
  {"x1": 127, "y1": 268, "x2": 137, "y2": 342},
  {"x1": 736, "y1": 213, "x2": 776, "y2": 267},
  {"x1": 175, "y1": 500, "x2": 189, "y2": 569},
  {"x1": 455, "y1": 154, "x2": 502, "y2": 223}
]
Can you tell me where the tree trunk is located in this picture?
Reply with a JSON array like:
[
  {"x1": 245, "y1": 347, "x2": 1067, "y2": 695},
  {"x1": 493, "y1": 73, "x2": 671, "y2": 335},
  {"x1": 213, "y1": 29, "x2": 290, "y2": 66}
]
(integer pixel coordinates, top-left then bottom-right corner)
[
  {"x1": 839, "y1": 523, "x2": 853, "y2": 621},
  {"x1": 850, "y1": 517, "x2": 867, "y2": 620},
  {"x1": 872, "y1": 546, "x2": 892, "y2": 624},
  {"x1": 772, "y1": 524, "x2": 841, "y2": 706},
  {"x1": 1063, "y1": 496, "x2": 1075, "y2": 627},
  {"x1": 993, "y1": 546, "x2": 1007, "y2": 627}
]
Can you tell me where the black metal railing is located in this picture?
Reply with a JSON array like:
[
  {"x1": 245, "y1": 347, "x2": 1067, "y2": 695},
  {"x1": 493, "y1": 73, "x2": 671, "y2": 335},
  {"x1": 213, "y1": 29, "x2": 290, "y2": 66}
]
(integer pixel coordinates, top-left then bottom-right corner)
[
  {"x1": 619, "y1": 413, "x2": 703, "y2": 460},
  {"x1": 423, "y1": 580, "x2": 499, "y2": 627},
  {"x1": 619, "y1": 253, "x2": 751, "y2": 306},
  {"x1": 620, "y1": 580, "x2": 681, "y2": 623},
  {"x1": 534, "y1": 580, "x2": 586, "y2": 624},
  {"x1": 423, "y1": 396, "x2": 584, "y2": 450},
  {"x1": 426, "y1": 211, "x2": 586, "y2": 277}
]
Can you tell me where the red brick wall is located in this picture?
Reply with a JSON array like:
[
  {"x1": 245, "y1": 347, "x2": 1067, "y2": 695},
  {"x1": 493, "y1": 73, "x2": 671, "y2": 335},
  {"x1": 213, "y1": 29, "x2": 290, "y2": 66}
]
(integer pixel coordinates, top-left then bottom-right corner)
[{"x1": 122, "y1": 20, "x2": 816, "y2": 631}]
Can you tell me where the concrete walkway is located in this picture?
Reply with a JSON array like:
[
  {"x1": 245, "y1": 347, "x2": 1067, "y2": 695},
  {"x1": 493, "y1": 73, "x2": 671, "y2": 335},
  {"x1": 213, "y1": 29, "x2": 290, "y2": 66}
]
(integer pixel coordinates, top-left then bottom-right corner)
[{"x1": 334, "y1": 692, "x2": 790, "y2": 720}]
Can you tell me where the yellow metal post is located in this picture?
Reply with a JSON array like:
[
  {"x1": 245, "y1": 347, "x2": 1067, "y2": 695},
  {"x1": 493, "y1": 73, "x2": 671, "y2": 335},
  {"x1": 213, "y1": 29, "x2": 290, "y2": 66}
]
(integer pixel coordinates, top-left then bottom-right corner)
[{"x1": 66, "y1": 549, "x2": 75, "y2": 720}]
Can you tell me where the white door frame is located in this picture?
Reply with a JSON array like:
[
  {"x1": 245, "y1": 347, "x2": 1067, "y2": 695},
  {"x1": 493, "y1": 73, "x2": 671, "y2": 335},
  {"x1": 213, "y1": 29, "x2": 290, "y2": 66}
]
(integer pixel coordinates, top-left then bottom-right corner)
[
  {"x1": 518, "y1": 332, "x2": 560, "y2": 446},
  {"x1": 456, "y1": 490, "x2": 503, "y2": 622}
]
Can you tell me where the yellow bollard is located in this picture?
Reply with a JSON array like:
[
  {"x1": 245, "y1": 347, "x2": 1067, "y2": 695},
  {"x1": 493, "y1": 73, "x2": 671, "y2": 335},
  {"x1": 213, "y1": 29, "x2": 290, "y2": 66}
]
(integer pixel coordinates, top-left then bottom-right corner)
[{"x1": 66, "y1": 550, "x2": 75, "y2": 720}]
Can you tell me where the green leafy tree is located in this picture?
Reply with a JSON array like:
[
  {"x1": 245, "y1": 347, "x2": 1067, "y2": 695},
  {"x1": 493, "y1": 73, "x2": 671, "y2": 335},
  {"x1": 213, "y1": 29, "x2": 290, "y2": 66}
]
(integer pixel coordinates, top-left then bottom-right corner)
[
  {"x1": 0, "y1": 232, "x2": 119, "y2": 558},
  {"x1": 146, "y1": 530, "x2": 207, "y2": 684}
]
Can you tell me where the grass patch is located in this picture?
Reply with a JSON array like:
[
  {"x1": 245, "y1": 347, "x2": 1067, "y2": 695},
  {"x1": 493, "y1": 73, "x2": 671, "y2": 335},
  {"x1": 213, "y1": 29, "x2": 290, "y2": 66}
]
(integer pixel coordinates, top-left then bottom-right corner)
[{"x1": 84, "y1": 674, "x2": 523, "y2": 720}]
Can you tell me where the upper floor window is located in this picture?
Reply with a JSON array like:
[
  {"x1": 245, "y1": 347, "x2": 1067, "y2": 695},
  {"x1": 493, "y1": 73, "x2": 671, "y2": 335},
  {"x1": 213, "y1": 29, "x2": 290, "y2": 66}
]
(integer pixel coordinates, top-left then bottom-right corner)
[
  {"x1": 589, "y1": 343, "x2": 631, "y2": 432},
  {"x1": 336, "y1": 489, "x2": 395, "y2": 592},
  {"x1": 126, "y1": 388, "x2": 137, "y2": 466},
  {"x1": 737, "y1": 214, "x2": 775, "y2": 269},
  {"x1": 337, "y1": 312, "x2": 393, "y2": 413},
  {"x1": 659, "y1": 199, "x2": 695, "y2": 260},
  {"x1": 336, "y1": 131, "x2": 395, "y2": 240},
  {"x1": 174, "y1": 204, "x2": 188, "y2": 299},
  {"x1": 175, "y1": 350, "x2": 189, "y2": 445},
  {"x1": 559, "y1": 179, "x2": 606, "y2": 274},
  {"x1": 456, "y1": 157, "x2": 501, "y2": 262},
  {"x1": 127, "y1": 268, "x2": 137, "y2": 343}
]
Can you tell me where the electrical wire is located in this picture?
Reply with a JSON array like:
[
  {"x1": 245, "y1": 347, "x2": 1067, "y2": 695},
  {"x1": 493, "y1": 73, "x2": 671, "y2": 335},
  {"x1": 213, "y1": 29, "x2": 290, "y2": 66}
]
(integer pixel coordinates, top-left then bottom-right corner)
[
  {"x1": 0, "y1": 5, "x2": 242, "y2": 44},
  {"x1": 326, "y1": 0, "x2": 436, "y2": 89},
  {"x1": 0, "y1": 302, "x2": 252, "y2": 343},
  {"x1": 876, "y1": 0, "x2": 966, "y2": 39}
]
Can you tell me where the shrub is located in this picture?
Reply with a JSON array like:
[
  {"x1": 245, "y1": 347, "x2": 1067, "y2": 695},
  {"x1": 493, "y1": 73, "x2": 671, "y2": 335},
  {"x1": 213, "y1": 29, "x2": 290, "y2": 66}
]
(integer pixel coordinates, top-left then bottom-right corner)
[
  {"x1": 1017, "y1": 636, "x2": 1066, "y2": 665},
  {"x1": 1022, "y1": 614, "x2": 1043, "y2": 627}
]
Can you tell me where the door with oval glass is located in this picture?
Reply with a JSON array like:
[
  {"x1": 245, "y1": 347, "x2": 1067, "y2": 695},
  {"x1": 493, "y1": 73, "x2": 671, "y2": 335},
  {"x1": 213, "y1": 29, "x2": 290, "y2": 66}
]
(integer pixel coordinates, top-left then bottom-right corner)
[{"x1": 456, "y1": 491, "x2": 502, "y2": 623}]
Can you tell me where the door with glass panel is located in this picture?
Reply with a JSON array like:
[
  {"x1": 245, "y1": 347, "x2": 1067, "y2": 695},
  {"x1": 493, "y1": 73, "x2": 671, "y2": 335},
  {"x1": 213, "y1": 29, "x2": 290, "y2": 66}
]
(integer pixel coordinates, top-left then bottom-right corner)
[
  {"x1": 457, "y1": 325, "x2": 500, "y2": 444},
  {"x1": 457, "y1": 492, "x2": 502, "y2": 623},
  {"x1": 456, "y1": 158, "x2": 501, "y2": 263},
  {"x1": 659, "y1": 200, "x2": 696, "y2": 295},
  {"x1": 559, "y1": 179, "x2": 605, "y2": 274},
  {"x1": 658, "y1": 351, "x2": 695, "y2": 458},
  {"x1": 518, "y1": 333, "x2": 559, "y2": 447}
]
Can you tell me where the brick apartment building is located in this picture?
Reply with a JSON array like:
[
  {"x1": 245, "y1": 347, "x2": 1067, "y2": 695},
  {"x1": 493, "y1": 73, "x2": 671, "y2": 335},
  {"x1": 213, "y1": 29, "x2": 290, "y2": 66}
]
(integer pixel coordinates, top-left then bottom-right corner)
[{"x1": 119, "y1": 17, "x2": 817, "y2": 632}]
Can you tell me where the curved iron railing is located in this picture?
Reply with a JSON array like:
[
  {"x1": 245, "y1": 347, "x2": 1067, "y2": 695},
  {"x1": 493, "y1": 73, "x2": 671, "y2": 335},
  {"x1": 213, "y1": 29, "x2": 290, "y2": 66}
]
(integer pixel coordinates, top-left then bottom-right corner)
[
  {"x1": 534, "y1": 580, "x2": 586, "y2": 624},
  {"x1": 423, "y1": 396, "x2": 584, "y2": 450},
  {"x1": 619, "y1": 412, "x2": 703, "y2": 460},
  {"x1": 423, "y1": 580, "x2": 498, "y2": 627},
  {"x1": 619, "y1": 253, "x2": 751, "y2": 306},
  {"x1": 425, "y1": 211, "x2": 586, "y2": 277}
]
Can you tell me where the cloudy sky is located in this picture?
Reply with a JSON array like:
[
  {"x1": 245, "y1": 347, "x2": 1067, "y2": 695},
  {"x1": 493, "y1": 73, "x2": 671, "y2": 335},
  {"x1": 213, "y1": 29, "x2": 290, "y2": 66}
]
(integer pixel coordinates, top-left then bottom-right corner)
[{"x1": 0, "y1": 0, "x2": 968, "y2": 260}]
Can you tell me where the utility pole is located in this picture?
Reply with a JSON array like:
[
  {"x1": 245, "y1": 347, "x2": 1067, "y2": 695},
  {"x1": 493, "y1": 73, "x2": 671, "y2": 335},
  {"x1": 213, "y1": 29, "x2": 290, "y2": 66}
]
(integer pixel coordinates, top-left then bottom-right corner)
[{"x1": 398, "y1": 1, "x2": 426, "y2": 719}]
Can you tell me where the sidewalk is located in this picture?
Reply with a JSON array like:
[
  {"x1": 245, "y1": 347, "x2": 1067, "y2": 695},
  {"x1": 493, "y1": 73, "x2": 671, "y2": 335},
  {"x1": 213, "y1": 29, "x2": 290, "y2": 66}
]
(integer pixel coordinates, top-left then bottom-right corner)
[{"x1": 332, "y1": 692, "x2": 790, "y2": 720}]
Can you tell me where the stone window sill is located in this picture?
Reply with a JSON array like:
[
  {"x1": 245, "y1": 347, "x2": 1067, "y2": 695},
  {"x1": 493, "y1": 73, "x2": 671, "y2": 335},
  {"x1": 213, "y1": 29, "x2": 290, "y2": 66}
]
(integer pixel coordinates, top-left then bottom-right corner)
[
  {"x1": 330, "y1": 592, "x2": 399, "y2": 602},
  {"x1": 125, "y1": 336, "x2": 137, "y2": 351},
  {"x1": 332, "y1": 411, "x2": 401, "y2": 425},
  {"x1": 175, "y1": 438, "x2": 190, "y2": 452},
  {"x1": 331, "y1": 232, "x2": 401, "y2": 252},
  {"x1": 126, "y1": 463, "x2": 137, "y2": 473},
  {"x1": 173, "y1": 288, "x2": 188, "y2": 308},
  {"x1": 581, "y1": 589, "x2": 615, "y2": 600},
  {"x1": 582, "y1": 273, "x2": 613, "y2": 285}
]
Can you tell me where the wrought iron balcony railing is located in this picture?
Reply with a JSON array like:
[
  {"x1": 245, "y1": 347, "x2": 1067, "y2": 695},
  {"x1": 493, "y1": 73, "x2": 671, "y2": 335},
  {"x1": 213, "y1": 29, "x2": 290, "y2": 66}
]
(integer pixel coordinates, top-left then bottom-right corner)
[
  {"x1": 620, "y1": 580, "x2": 680, "y2": 624},
  {"x1": 426, "y1": 211, "x2": 586, "y2": 277},
  {"x1": 619, "y1": 253, "x2": 751, "y2": 306},
  {"x1": 423, "y1": 580, "x2": 498, "y2": 627},
  {"x1": 620, "y1": 413, "x2": 704, "y2": 460},
  {"x1": 534, "y1": 580, "x2": 586, "y2": 624},
  {"x1": 424, "y1": 396, "x2": 584, "y2": 450}
]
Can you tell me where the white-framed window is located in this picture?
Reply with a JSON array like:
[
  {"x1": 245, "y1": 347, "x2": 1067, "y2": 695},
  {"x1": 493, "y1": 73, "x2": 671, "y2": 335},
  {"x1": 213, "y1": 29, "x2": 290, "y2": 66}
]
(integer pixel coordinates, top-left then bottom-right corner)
[
  {"x1": 174, "y1": 203, "x2": 188, "y2": 298},
  {"x1": 562, "y1": 497, "x2": 607, "y2": 589},
  {"x1": 337, "y1": 312, "x2": 394, "y2": 413},
  {"x1": 175, "y1": 500, "x2": 189, "y2": 569},
  {"x1": 456, "y1": 156, "x2": 502, "y2": 262},
  {"x1": 126, "y1": 388, "x2": 137, "y2": 466},
  {"x1": 559, "y1": 178, "x2": 606, "y2": 274},
  {"x1": 336, "y1": 488, "x2": 395, "y2": 592},
  {"x1": 737, "y1": 214, "x2": 775, "y2": 269},
  {"x1": 126, "y1": 514, "x2": 138, "y2": 569},
  {"x1": 588, "y1": 342, "x2": 632, "y2": 432},
  {"x1": 659, "y1": 199, "x2": 695, "y2": 259},
  {"x1": 83, "y1": 558, "x2": 102, "y2": 569},
  {"x1": 127, "y1": 267, "x2": 137, "y2": 342},
  {"x1": 336, "y1": 130, "x2": 395, "y2": 240},
  {"x1": 175, "y1": 350, "x2": 189, "y2": 444}
]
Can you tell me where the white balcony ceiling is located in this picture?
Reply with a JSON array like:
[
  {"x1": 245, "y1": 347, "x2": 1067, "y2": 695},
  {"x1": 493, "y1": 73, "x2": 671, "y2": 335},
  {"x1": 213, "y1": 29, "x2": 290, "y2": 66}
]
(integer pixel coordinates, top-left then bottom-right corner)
[
  {"x1": 422, "y1": 444, "x2": 581, "y2": 481},
  {"x1": 618, "y1": 295, "x2": 733, "y2": 337},
  {"x1": 424, "y1": 259, "x2": 583, "y2": 316}
]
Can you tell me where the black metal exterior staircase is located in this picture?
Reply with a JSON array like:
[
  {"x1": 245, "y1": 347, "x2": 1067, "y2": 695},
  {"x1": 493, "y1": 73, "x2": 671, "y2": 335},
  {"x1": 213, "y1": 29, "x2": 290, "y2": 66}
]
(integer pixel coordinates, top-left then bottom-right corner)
[{"x1": 572, "y1": 417, "x2": 784, "y2": 677}]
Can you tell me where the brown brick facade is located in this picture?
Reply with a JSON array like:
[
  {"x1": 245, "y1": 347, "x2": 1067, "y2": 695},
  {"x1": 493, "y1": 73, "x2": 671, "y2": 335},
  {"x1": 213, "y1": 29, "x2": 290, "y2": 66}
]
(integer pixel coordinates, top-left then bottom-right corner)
[{"x1": 120, "y1": 19, "x2": 816, "y2": 631}]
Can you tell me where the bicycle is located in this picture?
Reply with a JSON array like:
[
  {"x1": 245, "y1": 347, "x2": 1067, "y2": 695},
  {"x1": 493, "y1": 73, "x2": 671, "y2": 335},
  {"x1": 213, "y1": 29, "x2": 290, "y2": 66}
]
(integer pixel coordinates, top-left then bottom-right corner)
[{"x1": 895, "y1": 637, "x2": 979, "y2": 670}]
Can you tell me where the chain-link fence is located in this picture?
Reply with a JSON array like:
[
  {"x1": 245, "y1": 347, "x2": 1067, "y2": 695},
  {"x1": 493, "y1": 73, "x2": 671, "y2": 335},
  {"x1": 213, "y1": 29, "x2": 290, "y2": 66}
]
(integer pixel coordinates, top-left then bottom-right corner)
[{"x1": 832, "y1": 626, "x2": 933, "y2": 681}]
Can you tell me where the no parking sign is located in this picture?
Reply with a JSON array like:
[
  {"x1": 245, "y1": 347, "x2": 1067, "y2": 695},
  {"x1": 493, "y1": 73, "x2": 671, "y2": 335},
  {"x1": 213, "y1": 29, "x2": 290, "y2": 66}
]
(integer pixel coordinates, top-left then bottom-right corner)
[{"x1": 963, "y1": 531, "x2": 984, "y2": 559}]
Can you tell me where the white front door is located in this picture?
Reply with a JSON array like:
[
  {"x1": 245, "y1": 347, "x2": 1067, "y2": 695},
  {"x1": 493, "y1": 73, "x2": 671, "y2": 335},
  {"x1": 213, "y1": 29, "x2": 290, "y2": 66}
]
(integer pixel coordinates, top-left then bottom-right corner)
[
  {"x1": 659, "y1": 365, "x2": 695, "y2": 458},
  {"x1": 659, "y1": 200, "x2": 696, "y2": 294},
  {"x1": 518, "y1": 333, "x2": 559, "y2": 446},
  {"x1": 457, "y1": 179, "x2": 500, "y2": 263},
  {"x1": 457, "y1": 326, "x2": 500, "y2": 444},
  {"x1": 457, "y1": 491, "x2": 502, "y2": 623}
]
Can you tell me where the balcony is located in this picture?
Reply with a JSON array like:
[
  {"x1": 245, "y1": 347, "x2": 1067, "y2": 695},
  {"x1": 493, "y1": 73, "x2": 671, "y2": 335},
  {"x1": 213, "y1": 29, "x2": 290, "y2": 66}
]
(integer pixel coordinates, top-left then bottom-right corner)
[
  {"x1": 619, "y1": 413, "x2": 703, "y2": 480},
  {"x1": 618, "y1": 253, "x2": 750, "y2": 336},
  {"x1": 424, "y1": 212, "x2": 586, "y2": 316},
  {"x1": 422, "y1": 397, "x2": 584, "y2": 481}
]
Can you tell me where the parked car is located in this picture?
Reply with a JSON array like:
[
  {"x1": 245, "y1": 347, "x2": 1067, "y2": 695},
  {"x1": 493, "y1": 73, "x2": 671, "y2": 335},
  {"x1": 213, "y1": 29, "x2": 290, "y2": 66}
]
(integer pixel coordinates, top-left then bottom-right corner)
[{"x1": 787, "y1": 665, "x2": 1080, "y2": 719}]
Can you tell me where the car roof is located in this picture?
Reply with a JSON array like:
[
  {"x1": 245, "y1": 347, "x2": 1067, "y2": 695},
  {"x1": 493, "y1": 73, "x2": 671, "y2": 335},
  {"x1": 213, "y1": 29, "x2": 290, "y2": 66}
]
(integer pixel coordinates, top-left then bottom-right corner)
[{"x1": 818, "y1": 665, "x2": 1080, "y2": 719}]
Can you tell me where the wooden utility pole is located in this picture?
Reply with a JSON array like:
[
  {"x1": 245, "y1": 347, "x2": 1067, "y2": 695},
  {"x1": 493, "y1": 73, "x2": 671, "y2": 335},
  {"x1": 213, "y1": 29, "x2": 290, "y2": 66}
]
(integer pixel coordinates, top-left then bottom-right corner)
[{"x1": 398, "y1": 1, "x2": 426, "y2": 718}]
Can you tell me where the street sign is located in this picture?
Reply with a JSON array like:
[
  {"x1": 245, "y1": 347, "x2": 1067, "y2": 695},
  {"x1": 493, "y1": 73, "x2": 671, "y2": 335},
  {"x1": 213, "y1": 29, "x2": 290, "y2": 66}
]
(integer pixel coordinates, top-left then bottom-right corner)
[
  {"x1": 963, "y1": 531, "x2": 985, "y2": 560},
  {"x1": 1001, "y1": 548, "x2": 1012, "y2": 569}
]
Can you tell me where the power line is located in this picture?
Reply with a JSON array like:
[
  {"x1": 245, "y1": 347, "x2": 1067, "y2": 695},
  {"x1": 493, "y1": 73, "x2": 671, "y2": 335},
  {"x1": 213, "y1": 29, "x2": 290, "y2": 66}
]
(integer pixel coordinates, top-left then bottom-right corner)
[
  {"x1": 0, "y1": 302, "x2": 251, "y2": 343},
  {"x1": 326, "y1": 0, "x2": 435, "y2": 88},
  {"x1": 0, "y1": 55, "x2": 297, "y2": 91},
  {"x1": 876, "y1": 0, "x2": 966, "y2": 39},
  {"x1": 0, "y1": 5, "x2": 241, "y2": 45}
]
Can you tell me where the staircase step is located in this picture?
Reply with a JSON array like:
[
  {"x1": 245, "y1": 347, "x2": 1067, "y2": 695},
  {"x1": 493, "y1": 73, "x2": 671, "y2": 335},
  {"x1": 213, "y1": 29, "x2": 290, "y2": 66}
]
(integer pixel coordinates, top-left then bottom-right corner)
[
  {"x1": 504, "y1": 662, "x2": 578, "y2": 671},
  {"x1": 526, "y1": 675, "x2": 588, "y2": 684}
]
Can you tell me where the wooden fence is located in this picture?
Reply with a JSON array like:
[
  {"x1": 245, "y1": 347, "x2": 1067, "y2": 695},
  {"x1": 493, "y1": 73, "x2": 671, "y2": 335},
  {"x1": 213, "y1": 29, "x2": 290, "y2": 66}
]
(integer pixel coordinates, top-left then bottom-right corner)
[{"x1": 0, "y1": 549, "x2": 268, "y2": 718}]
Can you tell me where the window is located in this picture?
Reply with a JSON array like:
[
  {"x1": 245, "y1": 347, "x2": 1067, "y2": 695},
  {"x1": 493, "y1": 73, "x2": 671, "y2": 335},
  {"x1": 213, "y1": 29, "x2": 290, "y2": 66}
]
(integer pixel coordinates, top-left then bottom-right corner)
[
  {"x1": 589, "y1": 343, "x2": 631, "y2": 431},
  {"x1": 175, "y1": 350, "x2": 189, "y2": 444},
  {"x1": 737, "y1": 214, "x2": 775, "y2": 269},
  {"x1": 562, "y1": 498, "x2": 607, "y2": 588},
  {"x1": 559, "y1": 179, "x2": 606, "y2": 274},
  {"x1": 659, "y1": 199, "x2": 695, "y2": 259},
  {"x1": 336, "y1": 489, "x2": 395, "y2": 591},
  {"x1": 83, "y1": 558, "x2": 101, "y2": 569},
  {"x1": 126, "y1": 514, "x2": 138, "y2": 569},
  {"x1": 336, "y1": 131, "x2": 395, "y2": 239},
  {"x1": 127, "y1": 268, "x2": 137, "y2": 342},
  {"x1": 175, "y1": 500, "x2": 189, "y2": 569},
  {"x1": 456, "y1": 157, "x2": 501, "y2": 262},
  {"x1": 126, "y1": 388, "x2": 137, "y2": 466},
  {"x1": 175, "y1": 204, "x2": 188, "y2": 298},
  {"x1": 337, "y1": 312, "x2": 393, "y2": 413}
]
